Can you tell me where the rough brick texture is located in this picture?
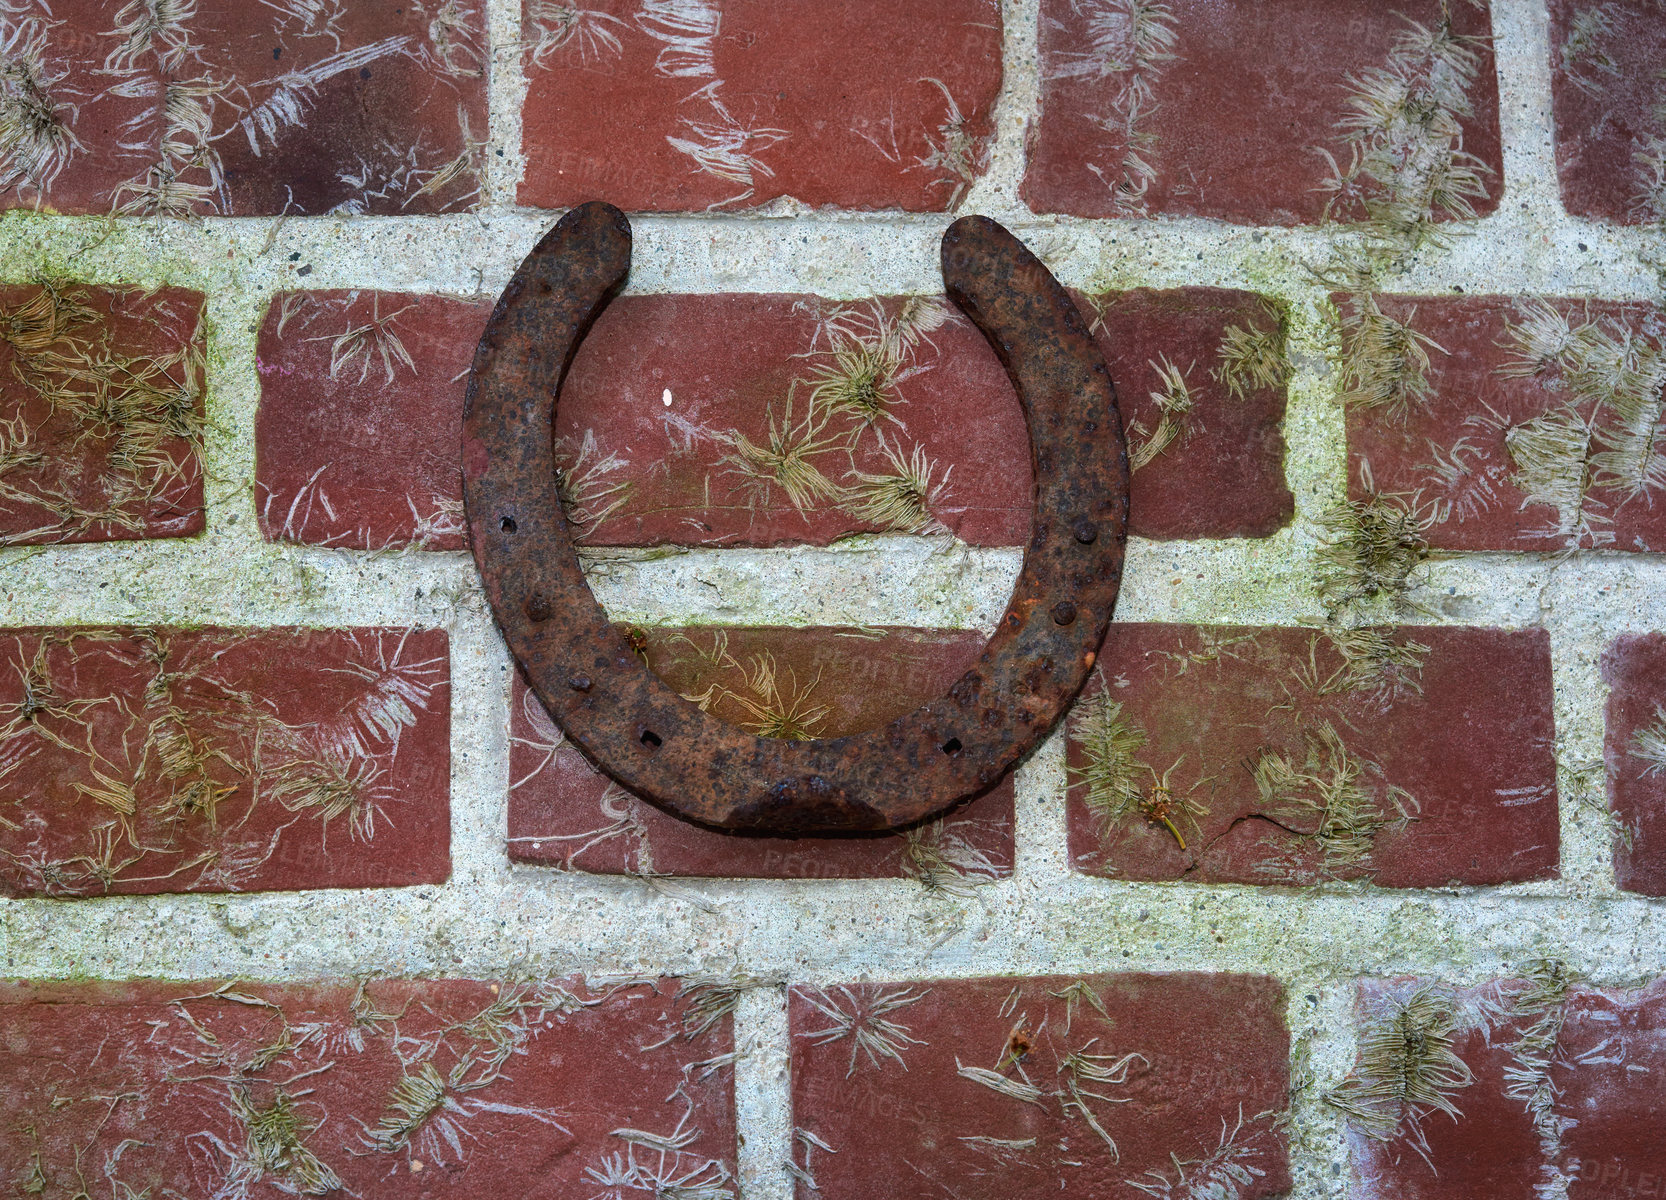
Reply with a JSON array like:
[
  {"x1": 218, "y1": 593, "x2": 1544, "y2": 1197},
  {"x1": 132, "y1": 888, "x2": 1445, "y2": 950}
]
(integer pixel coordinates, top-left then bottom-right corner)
[
  {"x1": 0, "y1": 284, "x2": 204, "y2": 545},
  {"x1": 510, "y1": 625, "x2": 1013, "y2": 882},
  {"x1": 519, "y1": 0, "x2": 1001, "y2": 212},
  {"x1": 0, "y1": 627, "x2": 449, "y2": 897},
  {"x1": 256, "y1": 287, "x2": 1290, "y2": 549},
  {"x1": 1547, "y1": 0, "x2": 1666, "y2": 224},
  {"x1": 1082, "y1": 287, "x2": 1293, "y2": 540},
  {"x1": 0, "y1": 975, "x2": 734, "y2": 1196},
  {"x1": 1024, "y1": 0, "x2": 1504, "y2": 224},
  {"x1": 1068, "y1": 623, "x2": 1559, "y2": 887},
  {"x1": 1603, "y1": 634, "x2": 1666, "y2": 897},
  {"x1": 1338, "y1": 974, "x2": 1666, "y2": 1200},
  {"x1": 787, "y1": 972, "x2": 1291, "y2": 1199},
  {"x1": 257, "y1": 291, "x2": 489, "y2": 550},
  {"x1": 1345, "y1": 294, "x2": 1666, "y2": 552},
  {"x1": 0, "y1": 1, "x2": 487, "y2": 216}
]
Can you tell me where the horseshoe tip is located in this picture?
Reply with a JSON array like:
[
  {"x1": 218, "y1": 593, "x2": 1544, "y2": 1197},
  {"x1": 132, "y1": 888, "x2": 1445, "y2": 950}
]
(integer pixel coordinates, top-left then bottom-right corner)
[{"x1": 536, "y1": 200, "x2": 633, "y2": 259}]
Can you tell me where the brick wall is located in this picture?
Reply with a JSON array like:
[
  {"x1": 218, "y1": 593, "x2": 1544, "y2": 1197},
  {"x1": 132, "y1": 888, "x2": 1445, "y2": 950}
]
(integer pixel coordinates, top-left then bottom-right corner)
[{"x1": 1, "y1": 1, "x2": 1663, "y2": 1197}]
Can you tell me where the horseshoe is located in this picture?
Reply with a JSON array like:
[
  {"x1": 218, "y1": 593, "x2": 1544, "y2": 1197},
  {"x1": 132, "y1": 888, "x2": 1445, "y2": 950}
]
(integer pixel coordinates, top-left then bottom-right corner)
[{"x1": 462, "y1": 202, "x2": 1129, "y2": 835}]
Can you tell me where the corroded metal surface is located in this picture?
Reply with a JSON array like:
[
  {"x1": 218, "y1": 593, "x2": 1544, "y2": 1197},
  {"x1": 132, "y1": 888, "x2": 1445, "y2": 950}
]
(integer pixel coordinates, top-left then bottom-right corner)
[{"x1": 463, "y1": 201, "x2": 1129, "y2": 834}]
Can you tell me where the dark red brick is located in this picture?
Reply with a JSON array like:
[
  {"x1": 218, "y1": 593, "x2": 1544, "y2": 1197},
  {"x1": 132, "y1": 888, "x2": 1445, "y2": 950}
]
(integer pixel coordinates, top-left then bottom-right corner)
[
  {"x1": 1067, "y1": 624, "x2": 1559, "y2": 887},
  {"x1": 0, "y1": 974, "x2": 735, "y2": 1196},
  {"x1": 0, "y1": 1, "x2": 487, "y2": 216},
  {"x1": 1602, "y1": 633, "x2": 1666, "y2": 897},
  {"x1": 0, "y1": 284, "x2": 204, "y2": 544},
  {"x1": 1024, "y1": 0, "x2": 1503, "y2": 224},
  {"x1": 1081, "y1": 287, "x2": 1293, "y2": 540},
  {"x1": 1340, "y1": 977, "x2": 1549, "y2": 1200},
  {"x1": 1559, "y1": 977, "x2": 1666, "y2": 1198},
  {"x1": 787, "y1": 972, "x2": 1290, "y2": 1199},
  {"x1": 1345, "y1": 295, "x2": 1666, "y2": 553},
  {"x1": 0, "y1": 626, "x2": 449, "y2": 897},
  {"x1": 560, "y1": 288, "x2": 1290, "y2": 544},
  {"x1": 519, "y1": 0, "x2": 1001, "y2": 212},
  {"x1": 1338, "y1": 974, "x2": 1666, "y2": 1199},
  {"x1": 1547, "y1": 0, "x2": 1666, "y2": 224},
  {"x1": 509, "y1": 625, "x2": 1013, "y2": 882},
  {"x1": 257, "y1": 287, "x2": 1289, "y2": 549},
  {"x1": 558, "y1": 293, "x2": 1026, "y2": 546},
  {"x1": 256, "y1": 291, "x2": 490, "y2": 550}
]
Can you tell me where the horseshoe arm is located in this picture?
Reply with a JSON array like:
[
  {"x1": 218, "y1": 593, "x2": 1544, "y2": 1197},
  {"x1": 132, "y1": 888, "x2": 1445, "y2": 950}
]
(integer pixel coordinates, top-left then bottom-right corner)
[{"x1": 464, "y1": 202, "x2": 1128, "y2": 835}]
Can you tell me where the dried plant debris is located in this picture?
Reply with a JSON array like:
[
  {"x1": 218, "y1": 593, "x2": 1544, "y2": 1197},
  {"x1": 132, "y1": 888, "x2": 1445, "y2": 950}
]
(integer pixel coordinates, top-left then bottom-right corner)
[
  {"x1": 1128, "y1": 1107, "x2": 1281, "y2": 1200},
  {"x1": 842, "y1": 432, "x2": 952, "y2": 534},
  {"x1": 666, "y1": 80, "x2": 789, "y2": 209},
  {"x1": 0, "y1": 15, "x2": 84, "y2": 201},
  {"x1": 1315, "y1": 3, "x2": 1494, "y2": 260},
  {"x1": 0, "y1": 2, "x2": 487, "y2": 214},
  {"x1": 1249, "y1": 720, "x2": 1418, "y2": 876},
  {"x1": 1497, "y1": 960, "x2": 1575, "y2": 1172},
  {"x1": 800, "y1": 985, "x2": 930, "y2": 1078},
  {"x1": 0, "y1": 627, "x2": 448, "y2": 897},
  {"x1": 256, "y1": 291, "x2": 486, "y2": 551},
  {"x1": 712, "y1": 296, "x2": 957, "y2": 532},
  {"x1": 1497, "y1": 302, "x2": 1666, "y2": 543},
  {"x1": 717, "y1": 386, "x2": 846, "y2": 519},
  {"x1": 1066, "y1": 626, "x2": 1453, "y2": 886},
  {"x1": 1128, "y1": 355, "x2": 1197, "y2": 471},
  {"x1": 793, "y1": 975, "x2": 1290, "y2": 1195},
  {"x1": 678, "y1": 642, "x2": 831, "y2": 742},
  {"x1": 1552, "y1": 0, "x2": 1666, "y2": 222},
  {"x1": 0, "y1": 976, "x2": 735, "y2": 1197},
  {"x1": 1352, "y1": 297, "x2": 1666, "y2": 552},
  {"x1": 901, "y1": 816, "x2": 1006, "y2": 895},
  {"x1": 1318, "y1": 626, "x2": 1429, "y2": 701},
  {"x1": 527, "y1": 2, "x2": 628, "y2": 67},
  {"x1": 0, "y1": 283, "x2": 206, "y2": 544},
  {"x1": 1336, "y1": 293, "x2": 1444, "y2": 417},
  {"x1": 917, "y1": 75, "x2": 983, "y2": 207},
  {"x1": 1315, "y1": 4, "x2": 1496, "y2": 488},
  {"x1": 1629, "y1": 704, "x2": 1666, "y2": 778},
  {"x1": 1314, "y1": 481, "x2": 1431, "y2": 613},
  {"x1": 1056, "y1": 0, "x2": 1182, "y2": 214},
  {"x1": 1327, "y1": 985, "x2": 1474, "y2": 1166},
  {"x1": 1067, "y1": 688, "x2": 1204, "y2": 851},
  {"x1": 1213, "y1": 302, "x2": 1291, "y2": 402}
]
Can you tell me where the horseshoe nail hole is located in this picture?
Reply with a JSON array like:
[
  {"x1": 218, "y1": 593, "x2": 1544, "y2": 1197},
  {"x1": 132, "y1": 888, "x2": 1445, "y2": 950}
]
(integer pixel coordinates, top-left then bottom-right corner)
[
  {"x1": 941, "y1": 737, "x2": 963, "y2": 755},
  {"x1": 640, "y1": 729, "x2": 663, "y2": 749},
  {"x1": 500, "y1": 515, "x2": 517, "y2": 534}
]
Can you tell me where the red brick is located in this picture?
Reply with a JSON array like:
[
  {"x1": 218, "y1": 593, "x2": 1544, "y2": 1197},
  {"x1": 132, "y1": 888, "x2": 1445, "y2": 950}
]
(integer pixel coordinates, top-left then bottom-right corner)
[
  {"x1": 1547, "y1": 0, "x2": 1666, "y2": 224},
  {"x1": 0, "y1": 626, "x2": 449, "y2": 897},
  {"x1": 1067, "y1": 624, "x2": 1558, "y2": 887},
  {"x1": 1602, "y1": 634, "x2": 1666, "y2": 897},
  {"x1": 1024, "y1": 0, "x2": 1503, "y2": 224},
  {"x1": 787, "y1": 972, "x2": 1290, "y2": 1199},
  {"x1": 519, "y1": 0, "x2": 1001, "y2": 212},
  {"x1": 0, "y1": 1, "x2": 487, "y2": 216},
  {"x1": 1338, "y1": 974, "x2": 1666, "y2": 1199},
  {"x1": 1345, "y1": 295, "x2": 1666, "y2": 553},
  {"x1": 1340, "y1": 978, "x2": 1548, "y2": 1200},
  {"x1": 509, "y1": 626, "x2": 1013, "y2": 882},
  {"x1": 258, "y1": 287, "x2": 1289, "y2": 549},
  {"x1": 0, "y1": 974, "x2": 735, "y2": 1196},
  {"x1": 1081, "y1": 287, "x2": 1293, "y2": 540},
  {"x1": 561, "y1": 288, "x2": 1290, "y2": 544},
  {"x1": 0, "y1": 284, "x2": 204, "y2": 544},
  {"x1": 256, "y1": 292, "x2": 490, "y2": 550},
  {"x1": 1559, "y1": 977, "x2": 1666, "y2": 1197}
]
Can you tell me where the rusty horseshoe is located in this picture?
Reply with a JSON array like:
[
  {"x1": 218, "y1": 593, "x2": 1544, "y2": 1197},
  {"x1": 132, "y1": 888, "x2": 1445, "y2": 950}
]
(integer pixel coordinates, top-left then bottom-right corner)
[{"x1": 463, "y1": 201, "x2": 1129, "y2": 835}]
